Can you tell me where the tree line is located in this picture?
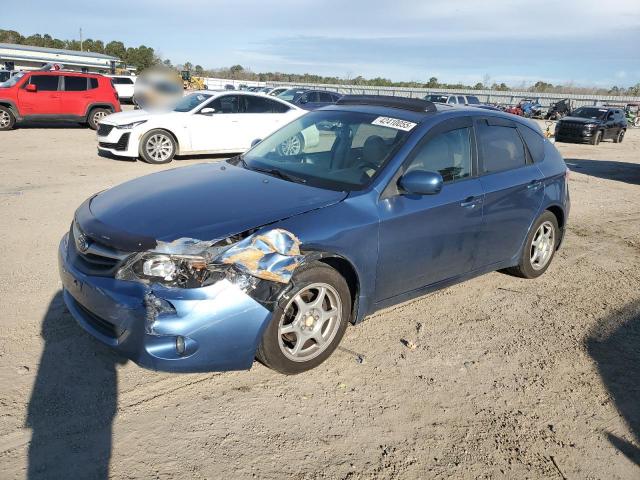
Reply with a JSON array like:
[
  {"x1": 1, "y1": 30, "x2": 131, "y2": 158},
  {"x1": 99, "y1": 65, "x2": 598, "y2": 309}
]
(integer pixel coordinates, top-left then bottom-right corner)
[{"x1": 2, "y1": 29, "x2": 638, "y2": 96}]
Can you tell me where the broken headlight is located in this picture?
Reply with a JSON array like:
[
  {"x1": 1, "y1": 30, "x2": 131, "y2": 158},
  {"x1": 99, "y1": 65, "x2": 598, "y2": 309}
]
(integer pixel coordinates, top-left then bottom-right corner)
[{"x1": 116, "y1": 253, "x2": 220, "y2": 288}]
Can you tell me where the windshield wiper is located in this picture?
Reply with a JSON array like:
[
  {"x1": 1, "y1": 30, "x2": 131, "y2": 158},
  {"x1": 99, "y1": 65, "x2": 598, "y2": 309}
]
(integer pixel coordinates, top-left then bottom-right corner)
[{"x1": 251, "y1": 166, "x2": 307, "y2": 184}]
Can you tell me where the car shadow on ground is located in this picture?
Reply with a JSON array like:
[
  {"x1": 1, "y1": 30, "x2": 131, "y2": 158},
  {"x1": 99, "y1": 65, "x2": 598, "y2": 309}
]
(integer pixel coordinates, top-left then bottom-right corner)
[
  {"x1": 586, "y1": 300, "x2": 640, "y2": 467},
  {"x1": 26, "y1": 291, "x2": 125, "y2": 479},
  {"x1": 565, "y1": 158, "x2": 640, "y2": 186}
]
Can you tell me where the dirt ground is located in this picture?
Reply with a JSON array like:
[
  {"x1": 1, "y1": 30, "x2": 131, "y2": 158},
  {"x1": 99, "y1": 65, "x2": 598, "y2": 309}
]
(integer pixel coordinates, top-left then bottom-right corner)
[{"x1": 0, "y1": 117, "x2": 638, "y2": 479}]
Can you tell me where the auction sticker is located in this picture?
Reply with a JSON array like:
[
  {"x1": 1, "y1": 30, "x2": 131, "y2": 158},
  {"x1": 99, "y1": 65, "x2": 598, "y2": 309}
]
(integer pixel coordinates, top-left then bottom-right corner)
[{"x1": 371, "y1": 116, "x2": 417, "y2": 131}]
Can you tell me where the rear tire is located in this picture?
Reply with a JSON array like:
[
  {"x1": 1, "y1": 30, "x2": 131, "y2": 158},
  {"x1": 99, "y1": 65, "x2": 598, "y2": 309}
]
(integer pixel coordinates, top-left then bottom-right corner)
[
  {"x1": 504, "y1": 211, "x2": 559, "y2": 279},
  {"x1": 139, "y1": 129, "x2": 177, "y2": 164},
  {"x1": 88, "y1": 108, "x2": 111, "y2": 130},
  {"x1": 590, "y1": 130, "x2": 602, "y2": 145},
  {"x1": 256, "y1": 262, "x2": 351, "y2": 374},
  {"x1": 613, "y1": 129, "x2": 625, "y2": 143},
  {"x1": 0, "y1": 106, "x2": 16, "y2": 131}
]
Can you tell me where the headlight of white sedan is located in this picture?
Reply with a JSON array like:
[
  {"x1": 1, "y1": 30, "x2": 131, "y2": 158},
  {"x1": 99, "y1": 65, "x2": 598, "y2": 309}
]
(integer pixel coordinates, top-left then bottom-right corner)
[{"x1": 117, "y1": 120, "x2": 147, "y2": 130}]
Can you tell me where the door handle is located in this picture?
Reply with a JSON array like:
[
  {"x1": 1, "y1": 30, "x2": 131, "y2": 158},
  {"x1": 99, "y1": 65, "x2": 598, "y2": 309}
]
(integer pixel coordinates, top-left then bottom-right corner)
[
  {"x1": 527, "y1": 180, "x2": 543, "y2": 190},
  {"x1": 460, "y1": 196, "x2": 482, "y2": 208}
]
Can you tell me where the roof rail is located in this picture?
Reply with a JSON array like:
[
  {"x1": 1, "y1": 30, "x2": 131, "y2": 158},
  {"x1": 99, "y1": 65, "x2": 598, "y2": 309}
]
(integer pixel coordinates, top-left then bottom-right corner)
[{"x1": 335, "y1": 95, "x2": 437, "y2": 113}]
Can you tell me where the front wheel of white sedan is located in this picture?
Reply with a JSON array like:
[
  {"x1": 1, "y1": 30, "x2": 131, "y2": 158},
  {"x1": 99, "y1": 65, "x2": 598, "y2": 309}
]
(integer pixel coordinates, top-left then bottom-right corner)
[
  {"x1": 140, "y1": 129, "x2": 177, "y2": 164},
  {"x1": 256, "y1": 262, "x2": 351, "y2": 374}
]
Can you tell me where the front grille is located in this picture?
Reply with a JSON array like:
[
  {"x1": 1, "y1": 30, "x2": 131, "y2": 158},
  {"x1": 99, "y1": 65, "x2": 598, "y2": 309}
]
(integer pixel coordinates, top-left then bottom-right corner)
[
  {"x1": 97, "y1": 123, "x2": 115, "y2": 137},
  {"x1": 557, "y1": 122, "x2": 587, "y2": 134},
  {"x1": 75, "y1": 300, "x2": 126, "y2": 338},
  {"x1": 69, "y1": 222, "x2": 129, "y2": 277},
  {"x1": 99, "y1": 132, "x2": 130, "y2": 151}
]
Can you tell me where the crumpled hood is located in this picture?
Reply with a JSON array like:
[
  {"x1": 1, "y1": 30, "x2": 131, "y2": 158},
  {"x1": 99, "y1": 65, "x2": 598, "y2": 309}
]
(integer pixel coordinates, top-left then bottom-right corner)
[{"x1": 81, "y1": 163, "x2": 346, "y2": 249}]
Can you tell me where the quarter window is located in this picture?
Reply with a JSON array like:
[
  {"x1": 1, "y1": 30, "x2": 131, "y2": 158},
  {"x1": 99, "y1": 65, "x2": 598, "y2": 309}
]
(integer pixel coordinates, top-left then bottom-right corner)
[
  {"x1": 477, "y1": 122, "x2": 527, "y2": 174},
  {"x1": 406, "y1": 127, "x2": 472, "y2": 183},
  {"x1": 64, "y1": 76, "x2": 88, "y2": 91},
  {"x1": 517, "y1": 124, "x2": 545, "y2": 163},
  {"x1": 28, "y1": 75, "x2": 59, "y2": 91},
  {"x1": 89, "y1": 78, "x2": 99, "y2": 89}
]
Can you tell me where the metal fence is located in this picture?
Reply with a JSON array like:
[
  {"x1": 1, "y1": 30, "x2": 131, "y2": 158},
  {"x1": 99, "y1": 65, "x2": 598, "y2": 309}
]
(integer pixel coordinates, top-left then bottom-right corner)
[{"x1": 264, "y1": 81, "x2": 640, "y2": 108}]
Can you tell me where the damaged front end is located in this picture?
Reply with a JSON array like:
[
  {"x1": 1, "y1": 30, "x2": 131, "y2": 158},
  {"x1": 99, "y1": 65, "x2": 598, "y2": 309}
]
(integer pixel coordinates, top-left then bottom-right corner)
[{"x1": 59, "y1": 227, "x2": 308, "y2": 372}]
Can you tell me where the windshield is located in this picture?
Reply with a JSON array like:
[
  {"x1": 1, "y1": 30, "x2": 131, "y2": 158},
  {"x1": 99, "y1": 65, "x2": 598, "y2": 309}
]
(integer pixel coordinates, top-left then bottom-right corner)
[
  {"x1": 0, "y1": 72, "x2": 25, "y2": 88},
  {"x1": 173, "y1": 93, "x2": 212, "y2": 112},
  {"x1": 424, "y1": 94, "x2": 448, "y2": 103},
  {"x1": 239, "y1": 110, "x2": 415, "y2": 190},
  {"x1": 277, "y1": 89, "x2": 305, "y2": 101},
  {"x1": 572, "y1": 107, "x2": 608, "y2": 120}
]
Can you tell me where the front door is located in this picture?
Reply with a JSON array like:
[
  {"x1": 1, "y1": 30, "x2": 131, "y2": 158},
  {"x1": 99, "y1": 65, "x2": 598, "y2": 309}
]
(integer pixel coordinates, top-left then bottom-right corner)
[
  {"x1": 376, "y1": 117, "x2": 484, "y2": 301},
  {"x1": 189, "y1": 95, "x2": 246, "y2": 152},
  {"x1": 18, "y1": 74, "x2": 61, "y2": 115}
]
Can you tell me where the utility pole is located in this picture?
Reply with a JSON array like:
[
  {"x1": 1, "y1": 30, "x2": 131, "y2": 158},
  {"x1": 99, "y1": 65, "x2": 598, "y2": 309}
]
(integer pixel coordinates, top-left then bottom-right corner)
[{"x1": 79, "y1": 27, "x2": 83, "y2": 51}]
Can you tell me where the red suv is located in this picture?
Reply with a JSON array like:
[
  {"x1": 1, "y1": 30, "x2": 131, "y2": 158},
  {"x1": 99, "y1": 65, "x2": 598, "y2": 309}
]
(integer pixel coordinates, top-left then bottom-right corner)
[{"x1": 0, "y1": 71, "x2": 121, "y2": 130}]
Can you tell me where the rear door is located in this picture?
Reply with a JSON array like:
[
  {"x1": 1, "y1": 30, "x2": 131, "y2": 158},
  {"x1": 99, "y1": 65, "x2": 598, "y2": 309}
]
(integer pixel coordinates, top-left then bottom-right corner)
[
  {"x1": 60, "y1": 76, "x2": 90, "y2": 116},
  {"x1": 474, "y1": 117, "x2": 544, "y2": 268},
  {"x1": 18, "y1": 74, "x2": 61, "y2": 115}
]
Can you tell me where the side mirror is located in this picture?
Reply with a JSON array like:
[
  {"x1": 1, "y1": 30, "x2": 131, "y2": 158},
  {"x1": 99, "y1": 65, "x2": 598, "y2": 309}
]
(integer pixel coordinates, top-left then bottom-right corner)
[
  {"x1": 200, "y1": 107, "x2": 215, "y2": 115},
  {"x1": 398, "y1": 170, "x2": 443, "y2": 195},
  {"x1": 251, "y1": 138, "x2": 262, "y2": 147},
  {"x1": 26, "y1": 84, "x2": 37, "y2": 92}
]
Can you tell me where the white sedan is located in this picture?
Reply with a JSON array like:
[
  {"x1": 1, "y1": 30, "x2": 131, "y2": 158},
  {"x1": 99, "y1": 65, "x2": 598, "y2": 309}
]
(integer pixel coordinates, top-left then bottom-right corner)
[{"x1": 96, "y1": 91, "x2": 316, "y2": 164}]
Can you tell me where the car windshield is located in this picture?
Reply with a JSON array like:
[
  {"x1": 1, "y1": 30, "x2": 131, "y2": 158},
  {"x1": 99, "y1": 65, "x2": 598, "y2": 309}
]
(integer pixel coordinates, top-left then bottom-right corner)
[
  {"x1": 277, "y1": 89, "x2": 305, "y2": 101},
  {"x1": 238, "y1": 110, "x2": 415, "y2": 191},
  {"x1": 0, "y1": 72, "x2": 24, "y2": 88},
  {"x1": 173, "y1": 93, "x2": 212, "y2": 112},
  {"x1": 424, "y1": 94, "x2": 448, "y2": 103},
  {"x1": 572, "y1": 107, "x2": 607, "y2": 120}
]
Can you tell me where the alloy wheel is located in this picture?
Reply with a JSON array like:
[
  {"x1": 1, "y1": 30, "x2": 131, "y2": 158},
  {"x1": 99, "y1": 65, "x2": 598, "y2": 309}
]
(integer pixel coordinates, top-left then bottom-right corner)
[
  {"x1": 93, "y1": 110, "x2": 108, "y2": 124},
  {"x1": 145, "y1": 134, "x2": 173, "y2": 162},
  {"x1": 530, "y1": 221, "x2": 555, "y2": 270},
  {"x1": 278, "y1": 283, "x2": 342, "y2": 362},
  {"x1": 0, "y1": 110, "x2": 10, "y2": 128}
]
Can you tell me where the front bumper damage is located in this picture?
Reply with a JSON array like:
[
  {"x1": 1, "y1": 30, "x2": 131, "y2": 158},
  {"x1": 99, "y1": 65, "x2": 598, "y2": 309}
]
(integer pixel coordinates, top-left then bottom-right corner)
[{"x1": 58, "y1": 229, "x2": 305, "y2": 372}]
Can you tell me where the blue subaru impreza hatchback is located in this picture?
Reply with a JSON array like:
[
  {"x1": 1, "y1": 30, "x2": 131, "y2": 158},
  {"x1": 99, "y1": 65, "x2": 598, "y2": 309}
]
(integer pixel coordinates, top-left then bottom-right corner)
[{"x1": 59, "y1": 95, "x2": 569, "y2": 374}]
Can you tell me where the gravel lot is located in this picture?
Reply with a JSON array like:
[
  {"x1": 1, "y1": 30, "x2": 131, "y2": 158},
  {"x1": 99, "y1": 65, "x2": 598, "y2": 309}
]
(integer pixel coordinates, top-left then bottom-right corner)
[{"x1": 0, "y1": 117, "x2": 638, "y2": 479}]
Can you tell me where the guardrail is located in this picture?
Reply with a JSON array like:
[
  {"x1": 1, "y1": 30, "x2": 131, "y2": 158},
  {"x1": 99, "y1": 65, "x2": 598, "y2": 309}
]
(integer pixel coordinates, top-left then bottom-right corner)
[{"x1": 263, "y1": 81, "x2": 640, "y2": 108}]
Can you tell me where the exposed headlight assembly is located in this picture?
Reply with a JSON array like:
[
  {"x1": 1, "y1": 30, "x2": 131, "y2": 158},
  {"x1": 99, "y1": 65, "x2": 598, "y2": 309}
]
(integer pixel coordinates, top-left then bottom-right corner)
[
  {"x1": 115, "y1": 229, "x2": 304, "y2": 289},
  {"x1": 117, "y1": 120, "x2": 147, "y2": 129}
]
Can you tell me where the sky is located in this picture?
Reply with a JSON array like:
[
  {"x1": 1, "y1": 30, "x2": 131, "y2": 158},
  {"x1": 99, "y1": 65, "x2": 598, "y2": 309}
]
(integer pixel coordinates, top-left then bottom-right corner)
[{"x1": 3, "y1": 0, "x2": 640, "y2": 88}]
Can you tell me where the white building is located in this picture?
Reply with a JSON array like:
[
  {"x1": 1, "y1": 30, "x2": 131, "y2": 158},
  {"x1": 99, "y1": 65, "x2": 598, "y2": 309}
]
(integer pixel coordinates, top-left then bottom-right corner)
[{"x1": 0, "y1": 43, "x2": 119, "y2": 73}]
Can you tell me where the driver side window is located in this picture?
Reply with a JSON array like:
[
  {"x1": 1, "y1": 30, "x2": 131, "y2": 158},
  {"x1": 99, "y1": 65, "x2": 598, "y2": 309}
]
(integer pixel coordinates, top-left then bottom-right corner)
[
  {"x1": 208, "y1": 95, "x2": 241, "y2": 113},
  {"x1": 406, "y1": 127, "x2": 472, "y2": 183}
]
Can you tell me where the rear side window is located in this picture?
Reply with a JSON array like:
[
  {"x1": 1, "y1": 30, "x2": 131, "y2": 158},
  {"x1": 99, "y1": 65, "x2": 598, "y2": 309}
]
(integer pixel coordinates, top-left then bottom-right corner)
[
  {"x1": 244, "y1": 95, "x2": 289, "y2": 113},
  {"x1": 477, "y1": 121, "x2": 527, "y2": 174},
  {"x1": 64, "y1": 76, "x2": 87, "y2": 91},
  {"x1": 517, "y1": 124, "x2": 545, "y2": 163},
  {"x1": 88, "y1": 78, "x2": 99, "y2": 89},
  {"x1": 457, "y1": 96, "x2": 466, "y2": 104},
  {"x1": 406, "y1": 127, "x2": 472, "y2": 183},
  {"x1": 318, "y1": 92, "x2": 334, "y2": 102},
  {"x1": 28, "y1": 75, "x2": 59, "y2": 91}
]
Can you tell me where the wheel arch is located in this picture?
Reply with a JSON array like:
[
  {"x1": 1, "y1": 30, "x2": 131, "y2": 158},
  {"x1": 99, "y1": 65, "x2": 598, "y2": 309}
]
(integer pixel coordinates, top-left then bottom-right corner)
[
  {"x1": 313, "y1": 254, "x2": 360, "y2": 324},
  {"x1": 0, "y1": 100, "x2": 20, "y2": 117},
  {"x1": 84, "y1": 103, "x2": 116, "y2": 119}
]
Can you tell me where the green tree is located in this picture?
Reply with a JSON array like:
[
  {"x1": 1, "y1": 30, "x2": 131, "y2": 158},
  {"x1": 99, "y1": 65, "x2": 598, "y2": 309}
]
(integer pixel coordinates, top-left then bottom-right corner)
[
  {"x1": 105, "y1": 41, "x2": 126, "y2": 59},
  {"x1": 194, "y1": 64, "x2": 203, "y2": 74},
  {"x1": 183, "y1": 61, "x2": 193, "y2": 72}
]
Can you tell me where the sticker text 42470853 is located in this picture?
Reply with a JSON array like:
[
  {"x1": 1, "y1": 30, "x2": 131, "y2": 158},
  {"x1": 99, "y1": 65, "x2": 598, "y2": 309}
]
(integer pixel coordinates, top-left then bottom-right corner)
[{"x1": 371, "y1": 116, "x2": 417, "y2": 131}]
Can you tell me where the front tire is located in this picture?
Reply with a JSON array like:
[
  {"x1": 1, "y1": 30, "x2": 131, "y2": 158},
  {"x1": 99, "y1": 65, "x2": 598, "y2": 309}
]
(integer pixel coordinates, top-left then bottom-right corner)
[
  {"x1": 139, "y1": 129, "x2": 177, "y2": 164},
  {"x1": 277, "y1": 133, "x2": 305, "y2": 156},
  {"x1": 505, "y1": 211, "x2": 559, "y2": 279},
  {"x1": 88, "y1": 108, "x2": 111, "y2": 130},
  {"x1": 0, "y1": 106, "x2": 16, "y2": 131},
  {"x1": 256, "y1": 262, "x2": 351, "y2": 374},
  {"x1": 590, "y1": 130, "x2": 602, "y2": 145}
]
